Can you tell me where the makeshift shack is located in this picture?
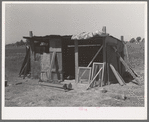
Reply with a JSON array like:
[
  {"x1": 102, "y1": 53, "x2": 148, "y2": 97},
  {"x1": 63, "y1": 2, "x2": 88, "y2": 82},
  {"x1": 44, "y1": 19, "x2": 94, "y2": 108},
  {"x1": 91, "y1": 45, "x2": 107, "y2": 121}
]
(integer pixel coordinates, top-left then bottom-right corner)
[{"x1": 21, "y1": 28, "x2": 138, "y2": 86}]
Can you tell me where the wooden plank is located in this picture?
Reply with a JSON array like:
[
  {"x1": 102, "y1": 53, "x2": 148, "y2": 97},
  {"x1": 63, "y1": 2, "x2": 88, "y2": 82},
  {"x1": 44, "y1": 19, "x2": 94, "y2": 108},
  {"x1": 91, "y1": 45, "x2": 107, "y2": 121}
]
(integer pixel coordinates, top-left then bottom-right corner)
[
  {"x1": 101, "y1": 62, "x2": 105, "y2": 87},
  {"x1": 68, "y1": 44, "x2": 101, "y2": 47},
  {"x1": 29, "y1": 31, "x2": 33, "y2": 37},
  {"x1": 125, "y1": 44, "x2": 129, "y2": 62},
  {"x1": 103, "y1": 39, "x2": 107, "y2": 85},
  {"x1": 19, "y1": 59, "x2": 28, "y2": 76},
  {"x1": 121, "y1": 36, "x2": 124, "y2": 42},
  {"x1": 47, "y1": 52, "x2": 56, "y2": 80},
  {"x1": 50, "y1": 48, "x2": 61, "y2": 52},
  {"x1": 118, "y1": 57, "x2": 121, "y2": 75},
  {"x1": 91, "y1": 62, "x2": 104, "y2": 87},
  {"x1": 50, "y1": 52, "x2": 56, "y2": 69},
  {"x1": 116, "y1": 70, "x2": 126, "y2": 85},
  {"x1": 129, "y1": 67, "x2": 139, "y2": 77},
  {"x1": 19, "y1": 47, "x2": 30, "y2": 76},
  {"x1": 117, "y1": 39, "x2": 122, "y2": 75},
  {"x1": 74, "y1": 40, "x2": 79, "y2": 83},
  {"x1": 119, "y1": 57, "x2": 140, "y2": 84},
  {"x1": 107, "y1": 63, "x2": 110, "y2": 85},
  {"x1": 87, "y1": 45, "x2": 103, "y2": 67},
  {"x1": 102, "y1": 26, "x2": 106, "y2": 34},
  {"x1": 55, "y1": 54, "x2": 60, "y2": 80},
  {"x1": 49, "y1": 38, "x2": 62, "y2": 52},
  {"x1": 113, "y1": 47, "x2": 136, "y2": 77},
  {"x1": 93, "y1": 65, "x2": 98, "y2": 87},
  {"x1": 39, "y1": 82, "x2": 72, "y2": 90},
  {"x1": 110, "y1": 64, "x2": 124, "y2": 86},
  {"x1": 86, "y1": 67, "x2": 103, "y2": 90},
  {"x1": 57, "y1": 53, "x2": 63, "y2": 81},
  {"x1": 23, "y1": 54, "x2": 30, "y2": 78},
  {"x1": 78, "y1": 45, "x2": 103, "y2": 81}
]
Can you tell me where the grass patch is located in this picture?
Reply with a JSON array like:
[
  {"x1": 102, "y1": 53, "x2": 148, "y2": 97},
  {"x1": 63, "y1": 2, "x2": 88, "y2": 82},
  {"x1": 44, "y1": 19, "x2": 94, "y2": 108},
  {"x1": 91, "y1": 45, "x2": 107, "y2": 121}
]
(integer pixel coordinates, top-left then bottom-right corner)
[
  {"x1": 126, "y1": 42, "x2": 144, "y2": 69},
  {"x1": 5, "y1": 46, "x2": 26, "y2": 82}
]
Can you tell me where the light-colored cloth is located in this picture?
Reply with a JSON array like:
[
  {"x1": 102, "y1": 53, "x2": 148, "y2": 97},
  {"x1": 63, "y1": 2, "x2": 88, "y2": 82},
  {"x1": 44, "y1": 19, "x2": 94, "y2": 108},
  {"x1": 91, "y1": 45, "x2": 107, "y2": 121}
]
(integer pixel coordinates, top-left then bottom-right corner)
[{"x1": 71, "y1": 30, "x2": 109, "y2": 40}]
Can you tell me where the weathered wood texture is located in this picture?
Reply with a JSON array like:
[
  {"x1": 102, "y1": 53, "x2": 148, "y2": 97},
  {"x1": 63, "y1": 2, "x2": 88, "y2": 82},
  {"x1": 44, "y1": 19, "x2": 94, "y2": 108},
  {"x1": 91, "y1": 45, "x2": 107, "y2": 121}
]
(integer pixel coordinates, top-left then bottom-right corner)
[
  {"x1": 31, "y1": 53, "x2": 41, "y2": 79},
  {"x1": 39, "y1": 82, "x2": 72, "y2": 90},
  {"x1": 106, "y1": 45, "x2": 118, "y2": 83},
  {"x1": 40, "y1": 53, "x2": 51, "y2": 81},
  {"x1": 49, "y1": 38, "x2": 63, "y2": 81},
  {"x1": 103, "y1": 38, "x2": 107, "y2": 85},
  {"x1": 74, "y1": 40, "x2": 79, "y2": 83},
  {"x1": 91, "y1": 62, "x2": 104, "y2": 87},
  {"x1": 87, "y1": 67, "x2": 103, "y2": 90},
  {"x1": 110, "y1": 64, "x2": 125, "y2": 86}
]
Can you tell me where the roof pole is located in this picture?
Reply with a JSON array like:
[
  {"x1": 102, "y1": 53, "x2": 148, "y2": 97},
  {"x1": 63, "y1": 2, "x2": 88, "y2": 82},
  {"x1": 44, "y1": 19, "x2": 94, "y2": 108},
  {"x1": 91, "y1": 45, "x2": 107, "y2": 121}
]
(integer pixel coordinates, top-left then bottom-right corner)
[
  {"x1": 102, "y1": 26, "x2": 106, "y2": 34},
  {"x1": 121, "y1": 36, "x2": 124, "y2": 42},
  {"x1": 103, "y1": 38, "x2": 107, "y2": 86},
  {"x1": 29, "y1": 31, "x2": 35, "y2": 60},
  {"x1": 29, "y1": 31, "x2": 33, "y2": 37}
]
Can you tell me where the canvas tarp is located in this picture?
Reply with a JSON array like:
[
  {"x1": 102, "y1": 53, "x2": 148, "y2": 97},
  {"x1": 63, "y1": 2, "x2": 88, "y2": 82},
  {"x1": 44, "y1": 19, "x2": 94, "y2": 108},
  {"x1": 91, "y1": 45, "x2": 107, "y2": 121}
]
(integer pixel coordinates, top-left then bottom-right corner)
[{"x1": 71, "y1": 30, "x2": 109, "y2": 40}]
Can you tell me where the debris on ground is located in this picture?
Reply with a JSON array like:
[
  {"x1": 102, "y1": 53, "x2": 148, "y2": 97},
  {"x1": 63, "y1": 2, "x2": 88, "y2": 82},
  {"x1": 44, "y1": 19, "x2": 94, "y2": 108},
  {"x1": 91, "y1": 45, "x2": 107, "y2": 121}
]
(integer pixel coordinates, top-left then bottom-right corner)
[
  {"x1": 100, "y1": 88, "x2": 108, "y2": 93},
  {"x1": 110, "y1": 93, "x2": 128, "y2": 101},
  {"x1": 5, "y1": 80, "x2": 8, "y2": 87},
  {"x1": 15, "y1": 82, "x2": 23, "y2": 85}
]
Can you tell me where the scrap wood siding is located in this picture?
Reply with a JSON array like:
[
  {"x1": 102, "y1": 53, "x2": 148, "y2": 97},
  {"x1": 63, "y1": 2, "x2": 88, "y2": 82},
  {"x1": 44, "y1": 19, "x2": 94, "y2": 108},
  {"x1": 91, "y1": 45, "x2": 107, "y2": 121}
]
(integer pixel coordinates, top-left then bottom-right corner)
[{"x1": 23, "y1": 31, "x2": 126, "y2": 85}]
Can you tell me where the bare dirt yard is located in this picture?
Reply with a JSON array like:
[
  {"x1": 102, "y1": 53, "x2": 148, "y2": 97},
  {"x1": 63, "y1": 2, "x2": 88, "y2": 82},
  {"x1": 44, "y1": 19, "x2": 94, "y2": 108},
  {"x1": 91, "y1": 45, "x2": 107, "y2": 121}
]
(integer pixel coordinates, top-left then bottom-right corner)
[{"x1": 5, "y1": 42, "x2": 145, "y2": 107}]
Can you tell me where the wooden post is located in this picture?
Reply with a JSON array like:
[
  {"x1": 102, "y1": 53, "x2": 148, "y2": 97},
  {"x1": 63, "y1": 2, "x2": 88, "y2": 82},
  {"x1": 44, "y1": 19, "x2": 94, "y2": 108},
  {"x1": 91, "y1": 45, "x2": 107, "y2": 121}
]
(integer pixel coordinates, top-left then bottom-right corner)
[
  {"x1": 110, "y1": 64, "x2": 125, "y2": 86},
  {"x1": 121, "y1": 36, "x2": 125, "y2": 75},
  {"x1": 29, "y1": 31, "x2": 35, "y2": 60},
  {"x1": 48, "y1": 51, "x2": 56, "y2": 81},
  {"x1": 121, "y1": 36, "x2": 123, "y2": 42},
  {"x1": 107, "y1": 62, "x2": 110, "y2": 85},
  {"x1": 29, "y1": 31, "x2": 33, "y2": 37},
  {"x1": 87, "y1": 67, "x2": 103, "y2": 90},
  {"x1": 102, "y1": 26, "x2": 106, "y2": 34},
  {"x1": 74, "y1": 40, "x2": 79, "y2": 83},
  {"x1": 116, "y1": 36, "x2": 123, "y2": 76},
  {"x1": 103, "y1": 39, "x2": 107, "y2": 86}
]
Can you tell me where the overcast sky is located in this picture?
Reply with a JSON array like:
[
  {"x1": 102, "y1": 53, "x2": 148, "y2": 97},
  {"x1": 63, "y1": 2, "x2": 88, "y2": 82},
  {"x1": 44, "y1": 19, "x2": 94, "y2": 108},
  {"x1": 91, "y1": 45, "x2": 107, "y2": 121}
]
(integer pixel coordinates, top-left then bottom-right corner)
[{"x1": 4, "y1": 2, "x2": 146, "y2": 44}]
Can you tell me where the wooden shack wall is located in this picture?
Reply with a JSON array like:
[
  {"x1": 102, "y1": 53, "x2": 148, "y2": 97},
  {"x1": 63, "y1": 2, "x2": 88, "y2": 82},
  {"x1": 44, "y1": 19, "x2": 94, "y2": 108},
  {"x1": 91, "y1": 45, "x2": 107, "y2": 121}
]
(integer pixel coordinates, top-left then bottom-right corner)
[
  {"x1": 40, "y1": 53, "x2": 51, "y2": 81},
  {"x1": 30, "y1": 53, "x2": 41, "y2": 79},
  {"x1": 28, "y1": 35, "x2": 125, "y2": 84},
  {"x1": 62, "y1": 37, "x2": 75, "y2": 79},
  {"x1": 78, "y1": 37, "x2": 104, "y2": 67},
  {"x1": 49, "y1": 37, "x2": 63, "y2": 81},
  {"x1": 62, "y1": 37, "x2": 104, "y2": 80},
  {"x1": 105, "y1": 36, "x2": 125, "y2": 83}
]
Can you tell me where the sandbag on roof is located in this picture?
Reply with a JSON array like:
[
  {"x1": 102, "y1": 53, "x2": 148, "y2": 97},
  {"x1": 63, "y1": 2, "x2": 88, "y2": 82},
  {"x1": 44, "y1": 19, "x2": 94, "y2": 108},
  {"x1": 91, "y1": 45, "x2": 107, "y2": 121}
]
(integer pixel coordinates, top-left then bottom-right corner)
[{"x1": 71, "y1": 30, "x2": 109, "y2": 40}]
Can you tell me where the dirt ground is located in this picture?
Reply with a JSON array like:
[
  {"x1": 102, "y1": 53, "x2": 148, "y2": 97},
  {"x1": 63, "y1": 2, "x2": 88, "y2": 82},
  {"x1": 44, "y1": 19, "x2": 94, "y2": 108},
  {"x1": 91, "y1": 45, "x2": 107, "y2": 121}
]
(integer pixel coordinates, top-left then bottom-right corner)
[
  {"x1": 5, "y1": 70, "x2": 144, "y2": 107},
  {"x1": 5, "y1": 43, "x2": 145, "y2": 107}
]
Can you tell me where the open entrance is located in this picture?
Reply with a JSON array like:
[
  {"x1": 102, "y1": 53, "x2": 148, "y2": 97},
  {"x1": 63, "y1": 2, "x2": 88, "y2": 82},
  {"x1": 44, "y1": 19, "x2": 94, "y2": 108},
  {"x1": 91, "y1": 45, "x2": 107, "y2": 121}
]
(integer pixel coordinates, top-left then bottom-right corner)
[{"x1": 62, "y1": 39, "x2": 75, "y2": 80}]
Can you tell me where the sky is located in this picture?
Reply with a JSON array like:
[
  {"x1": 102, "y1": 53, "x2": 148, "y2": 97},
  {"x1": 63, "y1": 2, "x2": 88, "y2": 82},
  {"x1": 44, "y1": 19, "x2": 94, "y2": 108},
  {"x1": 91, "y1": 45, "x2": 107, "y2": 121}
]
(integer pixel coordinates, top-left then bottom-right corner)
[{"x1": 4, "y1": 2, "x2": 146, "y2": 44}]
